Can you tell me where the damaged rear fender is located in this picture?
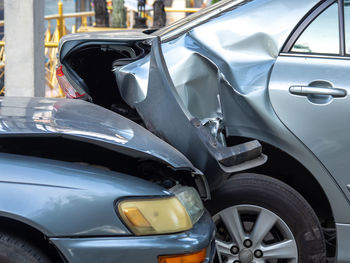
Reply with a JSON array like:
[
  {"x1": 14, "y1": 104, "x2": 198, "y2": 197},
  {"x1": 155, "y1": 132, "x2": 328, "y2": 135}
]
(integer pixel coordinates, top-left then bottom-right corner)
[{"x1": 117, "y1": 37, "x2": 267, "y2": 188}]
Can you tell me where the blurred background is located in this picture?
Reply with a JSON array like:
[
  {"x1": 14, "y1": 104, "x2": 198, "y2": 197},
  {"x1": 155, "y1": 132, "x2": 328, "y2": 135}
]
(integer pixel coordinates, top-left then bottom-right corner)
[{"x1": 0, "y1": 0, "x2": 211, "y2": 97}]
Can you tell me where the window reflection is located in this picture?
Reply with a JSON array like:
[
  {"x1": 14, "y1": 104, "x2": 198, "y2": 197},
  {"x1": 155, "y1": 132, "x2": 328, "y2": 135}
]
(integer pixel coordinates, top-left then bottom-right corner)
[{"x1": 292, "y1": 3, "x2": 339, "y2": 54}]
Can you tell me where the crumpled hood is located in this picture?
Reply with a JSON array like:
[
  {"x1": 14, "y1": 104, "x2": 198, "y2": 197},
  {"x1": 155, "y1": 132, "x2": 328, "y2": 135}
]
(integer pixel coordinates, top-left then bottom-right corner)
[{"x1": 0, "y1": 97, "x2": 196, "y2": 170}]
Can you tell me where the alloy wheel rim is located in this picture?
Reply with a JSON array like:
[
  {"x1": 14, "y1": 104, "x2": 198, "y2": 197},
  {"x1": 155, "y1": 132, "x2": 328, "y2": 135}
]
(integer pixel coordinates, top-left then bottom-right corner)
[{"x1": 213, "y1": 205, "x2": 298, "y2": 263}]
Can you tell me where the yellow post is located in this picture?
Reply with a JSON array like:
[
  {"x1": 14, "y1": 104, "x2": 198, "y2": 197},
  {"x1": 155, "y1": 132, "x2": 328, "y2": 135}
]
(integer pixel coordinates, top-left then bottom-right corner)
[
  {"x1": 82, "y1": 16, "x2": 87, "y2": 27},
  {"x1": 57, "y1": 0, "x2": 64, "y2": 39}
]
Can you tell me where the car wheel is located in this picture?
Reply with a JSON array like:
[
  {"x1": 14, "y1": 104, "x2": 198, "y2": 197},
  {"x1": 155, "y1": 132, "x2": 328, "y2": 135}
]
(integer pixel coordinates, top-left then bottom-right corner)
[
  {"x1": 0, "y1": 232, "x2": 51, "y2": 263},
  {"x1": 206, "y1": 173, "x2": 326, "y2": 263}
]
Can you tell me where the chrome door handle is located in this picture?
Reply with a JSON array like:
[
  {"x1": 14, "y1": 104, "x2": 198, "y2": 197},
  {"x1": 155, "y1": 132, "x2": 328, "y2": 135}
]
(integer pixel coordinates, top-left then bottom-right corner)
[{"x1": 289, "y1": 86, "x2": 347, "y2": 98}]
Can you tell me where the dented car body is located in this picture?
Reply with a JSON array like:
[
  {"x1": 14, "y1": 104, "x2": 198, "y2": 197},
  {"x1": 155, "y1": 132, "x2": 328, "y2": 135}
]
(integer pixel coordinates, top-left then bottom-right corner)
[
  {"x1": 57, "y1": 0, "x2": 350, "y2": 261},
  {"x1": 0, "y1": 96, "x2": 216, "y2": 262},
  {"x1": 0, "y1": 97, "x2": 212, "y2": 199}
]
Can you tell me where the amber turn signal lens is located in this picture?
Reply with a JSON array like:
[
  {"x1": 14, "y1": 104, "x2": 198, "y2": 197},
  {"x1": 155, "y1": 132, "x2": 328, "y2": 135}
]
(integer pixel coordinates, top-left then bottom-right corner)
[
  {"x1": 123, "y1": 207, "x2": 152, "y2": 227},
  {"x1": 158, "y1": 248, "x2": 206, "y2": 263}
]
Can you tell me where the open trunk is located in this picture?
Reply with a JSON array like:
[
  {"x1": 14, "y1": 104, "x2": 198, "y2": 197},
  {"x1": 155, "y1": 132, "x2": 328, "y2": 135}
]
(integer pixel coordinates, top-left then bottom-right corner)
[{"x1": 61, "y1": 41, "x2": 150, "y2": 123}]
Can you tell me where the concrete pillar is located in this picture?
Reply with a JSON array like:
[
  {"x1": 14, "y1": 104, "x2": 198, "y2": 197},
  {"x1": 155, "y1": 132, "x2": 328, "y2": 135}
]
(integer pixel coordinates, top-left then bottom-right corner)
[{"x1": 4, "y1": 0, "x2": 45, "y2": 97}]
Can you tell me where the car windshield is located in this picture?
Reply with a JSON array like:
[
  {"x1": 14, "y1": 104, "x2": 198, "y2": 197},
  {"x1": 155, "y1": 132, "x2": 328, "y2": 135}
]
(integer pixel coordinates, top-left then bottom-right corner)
[{"x1": 153, "y1": 0, "x2": 252, "y2": 41}]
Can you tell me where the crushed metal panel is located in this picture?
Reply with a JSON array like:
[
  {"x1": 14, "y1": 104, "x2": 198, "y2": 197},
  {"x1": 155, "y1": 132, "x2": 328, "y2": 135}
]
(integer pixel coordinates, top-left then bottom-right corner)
[
  {"x1": 114, "y1": 0, "x2": 319, "y2": 186},
  {"x1": 163, "y1": 0, "x2": 319, "y2": 94},
  {"x1": 118, "y1": 37, "x2": 265, "y2": 189},
  {"x1": 0, "y1": 97, "x2": 196, "y2": 171},
  {"x1": 158, "y1": 0, "x2": 319, "y2": 150},
  {"x1": 116, "y1": 0, "x2": 318, "y2": 129},
  {"x1": 115, "y1": 55, "x2": 151, "y2": 105},
  {"x1": 162, "y1": 38, "x2": 223, "y2": 123}
]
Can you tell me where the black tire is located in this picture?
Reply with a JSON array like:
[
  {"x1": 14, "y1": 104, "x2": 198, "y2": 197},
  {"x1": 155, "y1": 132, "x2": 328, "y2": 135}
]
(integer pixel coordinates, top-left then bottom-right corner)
[
  {"x1": 206, "y1": 173, "x2": 326, "y2": 263},
  {"x1": 0, "y1": 232, "x2": 51, "y2": 263}
]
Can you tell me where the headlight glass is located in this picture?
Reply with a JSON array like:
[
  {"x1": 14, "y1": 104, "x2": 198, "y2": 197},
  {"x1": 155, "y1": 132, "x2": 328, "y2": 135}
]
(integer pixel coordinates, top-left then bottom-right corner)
[
  {"x1": 169, "y1": 185, "x2": 204, "y2": 225},
  {"x1": 118, "y1": 197, "x2": 192, "y2": 235}
]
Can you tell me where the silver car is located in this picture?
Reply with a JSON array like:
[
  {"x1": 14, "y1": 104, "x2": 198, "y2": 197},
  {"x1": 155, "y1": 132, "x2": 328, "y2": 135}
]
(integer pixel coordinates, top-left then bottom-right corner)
[{"x1": 57, "y1": 0, "x2": 350, "y2": 262}]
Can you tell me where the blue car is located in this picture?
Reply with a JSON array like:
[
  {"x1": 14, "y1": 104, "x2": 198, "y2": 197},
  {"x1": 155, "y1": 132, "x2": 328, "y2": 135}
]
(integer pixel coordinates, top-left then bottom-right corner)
[{"x1": 0, "y1": 97, "x2": 215, "y2": 263}]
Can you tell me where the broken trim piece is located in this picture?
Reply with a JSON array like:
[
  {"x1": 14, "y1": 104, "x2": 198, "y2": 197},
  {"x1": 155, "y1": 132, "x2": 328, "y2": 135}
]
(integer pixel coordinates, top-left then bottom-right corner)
[{"x1": 190, "y1": 118, "x2": 264, "y2": 167}]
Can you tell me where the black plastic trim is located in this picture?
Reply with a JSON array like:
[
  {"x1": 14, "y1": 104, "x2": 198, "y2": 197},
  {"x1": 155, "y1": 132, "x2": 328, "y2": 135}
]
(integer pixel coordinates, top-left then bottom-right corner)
[
  {"x1": 280, "y1": 52, "x2": 350, "y2": 60},
  {"x1": 339, "y1": 0, "x2": 346, "y2": 55},
  {"x1": 125, "y1": 37, "x2": 266, "y2": 189}
]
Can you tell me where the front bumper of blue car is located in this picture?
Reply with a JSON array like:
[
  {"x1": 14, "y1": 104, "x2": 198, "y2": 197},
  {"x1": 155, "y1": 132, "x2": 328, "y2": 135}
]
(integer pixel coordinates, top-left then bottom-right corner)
[{"x1": 50, "y1": 211, "x2": 216, "y2": 263}]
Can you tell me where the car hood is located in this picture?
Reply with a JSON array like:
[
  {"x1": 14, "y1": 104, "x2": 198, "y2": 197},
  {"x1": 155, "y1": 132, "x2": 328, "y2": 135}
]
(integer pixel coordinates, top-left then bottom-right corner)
[{"x1": 0, "y1": 97, "x2": 196, "y2": 171}]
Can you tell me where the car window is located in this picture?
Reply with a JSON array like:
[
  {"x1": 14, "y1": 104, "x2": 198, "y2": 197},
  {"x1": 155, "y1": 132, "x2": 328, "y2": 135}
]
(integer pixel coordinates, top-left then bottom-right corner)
[
  {"x1": 345, "y1": 0, "x2": 350, "y2": 54},
  {"x1": 291, "y1": 3, "x2": 339, "y2": 54}
]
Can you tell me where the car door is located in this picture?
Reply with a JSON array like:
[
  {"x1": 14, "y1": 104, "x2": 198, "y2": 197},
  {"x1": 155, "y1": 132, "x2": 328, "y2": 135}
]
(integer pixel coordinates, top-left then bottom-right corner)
[{"x1": 269, "y1": 0, "x2": 350, "y2": 198}]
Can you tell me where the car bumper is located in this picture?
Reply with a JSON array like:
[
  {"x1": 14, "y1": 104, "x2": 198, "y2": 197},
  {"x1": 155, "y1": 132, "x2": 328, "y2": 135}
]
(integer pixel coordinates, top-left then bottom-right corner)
[{"x1": 50, "y1": 211, "x2": 216, "y2": 263}]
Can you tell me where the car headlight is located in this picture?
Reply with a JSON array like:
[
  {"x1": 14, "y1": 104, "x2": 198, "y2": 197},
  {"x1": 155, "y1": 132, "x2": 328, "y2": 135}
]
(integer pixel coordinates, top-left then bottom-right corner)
[
  {"x1": 118, "y1": 186, "x2": 204, "y2": 236},
  {"x1": 169, "y1": 185, "x2": 204, "y2": 225}
]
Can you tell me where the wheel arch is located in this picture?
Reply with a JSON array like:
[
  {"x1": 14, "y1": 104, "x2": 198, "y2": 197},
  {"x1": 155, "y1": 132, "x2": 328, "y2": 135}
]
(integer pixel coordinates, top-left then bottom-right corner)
[
  {"x1": 0, "y1": 215, "x2": 66, "y2": 262},
  {"x1": 220, "y1": 136, "x2": 337, "y2": 258},
  {"x1": 225, "y1": 135, "x2": 339, "y2": 255},
  {"x1": 226, "y1": 136, "x2": 334, "y2": 226}
]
